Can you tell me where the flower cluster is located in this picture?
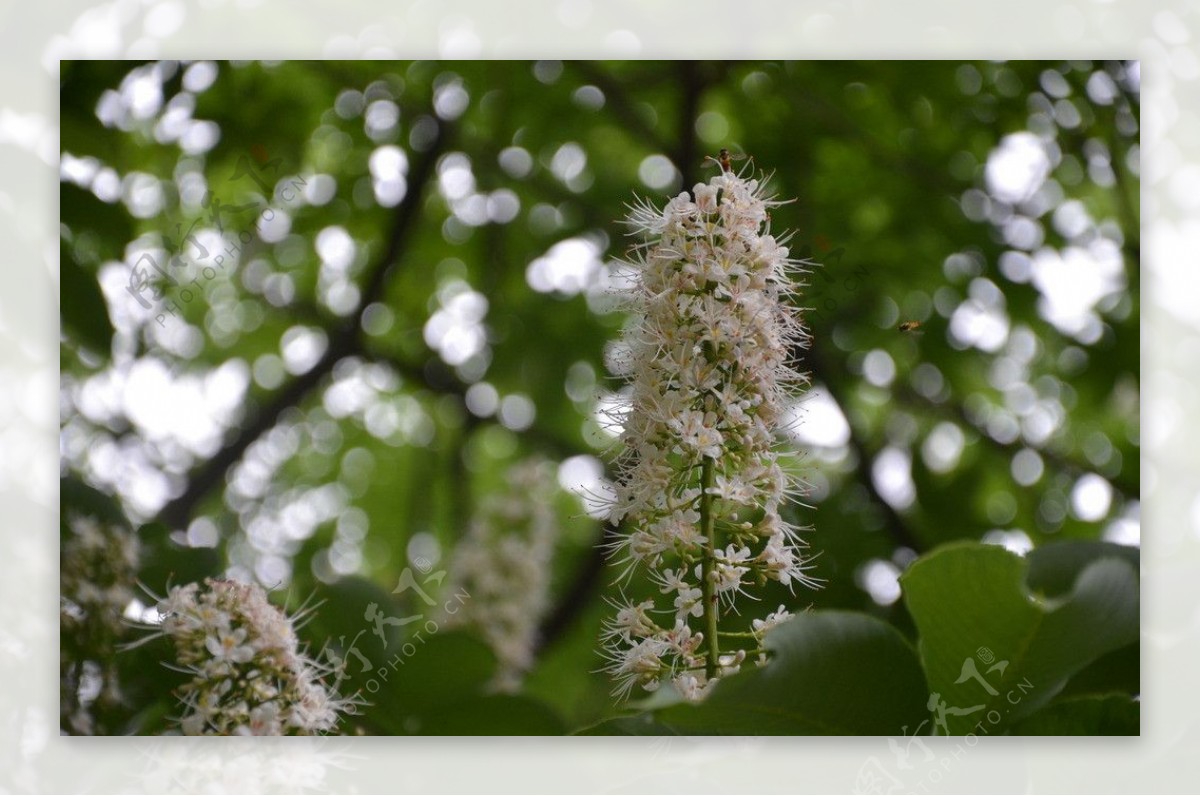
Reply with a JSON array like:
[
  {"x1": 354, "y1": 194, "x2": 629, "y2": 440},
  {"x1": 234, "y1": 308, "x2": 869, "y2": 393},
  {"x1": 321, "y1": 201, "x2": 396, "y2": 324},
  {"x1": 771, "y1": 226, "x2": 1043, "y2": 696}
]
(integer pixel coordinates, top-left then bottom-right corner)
[
  {"x1": 60, "y1": 513, "x2": 140, "y2": 734},
  {"x1": 150, "y1": 578, "x2": 349, "y2": 735},
  {"x1": 441, "y1": 458, "x2": 558, "y2": 691},
  {"x1": 600, "y1": 160, "x2": 819, "y2": 700}
]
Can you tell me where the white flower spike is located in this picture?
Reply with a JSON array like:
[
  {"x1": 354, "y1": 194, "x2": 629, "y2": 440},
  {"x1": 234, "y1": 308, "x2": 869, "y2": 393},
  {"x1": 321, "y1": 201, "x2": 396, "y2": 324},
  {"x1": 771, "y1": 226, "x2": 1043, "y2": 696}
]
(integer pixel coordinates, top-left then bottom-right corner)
[
  {"x1": 146, "y1": 578, "x2": 352, "y2": 735},
  {"x1": 441, "y1": 458, "x2": 558, "y2": 691},
  {"x1": 600, "y1": 154, "x2": 820, "y2": 701}
]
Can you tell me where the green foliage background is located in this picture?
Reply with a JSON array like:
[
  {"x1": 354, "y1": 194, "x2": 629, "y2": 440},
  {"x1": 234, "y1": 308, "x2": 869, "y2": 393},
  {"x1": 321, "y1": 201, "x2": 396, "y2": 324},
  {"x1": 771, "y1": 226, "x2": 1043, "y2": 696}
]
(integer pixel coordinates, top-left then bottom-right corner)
[{"x1": 59, "y1": 60, "x2": 1139, "y2": 736}]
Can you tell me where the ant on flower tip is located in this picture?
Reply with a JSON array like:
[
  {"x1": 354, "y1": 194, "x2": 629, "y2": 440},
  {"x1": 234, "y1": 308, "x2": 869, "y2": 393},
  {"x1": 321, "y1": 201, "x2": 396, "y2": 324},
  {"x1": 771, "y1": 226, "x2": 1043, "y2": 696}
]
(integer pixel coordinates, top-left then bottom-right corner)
[{"x1": 703, "y1": 148, "x2": 751, "y2": 173}]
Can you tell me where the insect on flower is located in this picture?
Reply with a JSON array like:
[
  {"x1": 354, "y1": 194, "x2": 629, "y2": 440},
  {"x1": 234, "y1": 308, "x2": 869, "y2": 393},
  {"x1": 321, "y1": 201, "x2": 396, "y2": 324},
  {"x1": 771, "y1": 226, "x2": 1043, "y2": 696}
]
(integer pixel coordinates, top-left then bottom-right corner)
[{"x1": 703, "y1": 148, "x2": 750, "y2": 173}]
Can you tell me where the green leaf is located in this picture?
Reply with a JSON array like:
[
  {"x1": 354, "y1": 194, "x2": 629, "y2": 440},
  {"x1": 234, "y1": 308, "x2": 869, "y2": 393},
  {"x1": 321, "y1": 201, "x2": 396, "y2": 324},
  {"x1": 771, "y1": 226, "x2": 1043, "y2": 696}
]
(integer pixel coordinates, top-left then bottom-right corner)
[
  {"x1": 1026, "y1": 543, "x2": 1140, "y2": 700},
  {"x1": 302, "y1": 575, "x2": 410, "y2": 656},
  {"x1": 1056, "y1": 642, "x2": 1139, "y2": 700},
  {"x1": 1025, "y1": 540, "x2": 1140, "y2": 598},
  {"x1": 1010, "y1": 694, "x2": 1139, "y2": 735},
  {"x1": 901, "y1": 542, "x2": 1139, "y2": 735},
  {"x1": 655, "y1": 610, "x2": 928, "y2": 735},
  {"x1": 295, "y1": 574, "x2": 502, "y2": 734}
]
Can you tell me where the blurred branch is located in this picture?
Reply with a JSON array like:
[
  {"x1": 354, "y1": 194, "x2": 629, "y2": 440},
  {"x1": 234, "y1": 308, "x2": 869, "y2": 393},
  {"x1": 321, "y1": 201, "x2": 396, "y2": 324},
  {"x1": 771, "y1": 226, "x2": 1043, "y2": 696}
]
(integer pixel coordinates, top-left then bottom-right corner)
[
  {"x1": 159, "y1": 118, "x2": 453, "y2": 530},
  {"x1": 566, "y1": 61, "x2": 671, "y2": 155},
  {"x1": 793, "y1": 81, "x2": 960, "y2": 198},
  {"x1": 894, "y1": 385, "x2": 1140, "y2": 501},
  {"x1": 535, "y1": 523, "x2": 620, "y2": 653},
  {"x1": 804, "y1": 343, "x2": 926, "y2": 554},
  {"x1": 359, "y1": 347, "x2": 584, "y2": 462},
  {"x1": 675, "y1": 61, "x2": 703, "y2": 189},
  {"x1": 1105, "y1": 127, "x2": 1141, "y2": 276}
]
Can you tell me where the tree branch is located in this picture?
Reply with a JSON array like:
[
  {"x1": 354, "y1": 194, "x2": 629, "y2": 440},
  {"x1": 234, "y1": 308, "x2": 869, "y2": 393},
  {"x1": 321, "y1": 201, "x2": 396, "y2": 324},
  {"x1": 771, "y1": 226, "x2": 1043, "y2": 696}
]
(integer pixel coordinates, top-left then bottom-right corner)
[
  {"x1": 803, "y1": 342, "x2": 926, "y2": 553},
  {"x1": 535, "y1": 523, "x2": 619, "y2": 653},
  {"x1": 566, "y1": 61, "x2": 672, "y2": 155},
  {"x1": 675, "y1": 61, "x2": 703, "y2": 189},
  {"x1": 159, "y1": 117, "x2": 453, "y2": 530},
  {"x1": 894, "y1": 385, "x2": 1139, "y2": 501}
]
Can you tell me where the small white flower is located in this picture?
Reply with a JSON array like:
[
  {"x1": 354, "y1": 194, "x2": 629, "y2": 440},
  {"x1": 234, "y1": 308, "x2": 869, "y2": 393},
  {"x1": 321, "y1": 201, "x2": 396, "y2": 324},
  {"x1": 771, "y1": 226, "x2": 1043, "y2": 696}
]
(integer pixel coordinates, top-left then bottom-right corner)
[
  {"x1": 205, "y1": 627, "x2": 255, "y2": 664},
  {"x1": 651, "y1": 509, "x2": 703, "y2": 551},
  {"x1": 180, "y1": 712, "x2": 207, "y2": 736},
  {"x1": 604, "y1": 599, "x2": 659, "y2": 642},
  {"x1": 247, "y1": 702, "x2": 281, "y2": 735},
  {"x1": 606, "y1": 636, "x2": 670, "y2": 698},
  {"x1": 707, "y1": 473, "x2": 758, "y2": 504},
  {"x1": 752, "y1": 605, "x2": 794, "y2": 664},
  {"x1": 693, "y1": 183, "x2": 719, "y2": 214},
  {"x1": 752, "y1": 605, "x2": 793, "y2": 637},
  {"x1": 672, "y1": 671, "x2": 712, "y2": 702},
  {"x1": 671, "y1": 409, "x2": 724, "y2": 459},
  {"x1": 707, "y1": 546, "x2": 753, "y2": 601},
  {"x1": 673, "y1": 585, "x2": 704, "y2": 624}
]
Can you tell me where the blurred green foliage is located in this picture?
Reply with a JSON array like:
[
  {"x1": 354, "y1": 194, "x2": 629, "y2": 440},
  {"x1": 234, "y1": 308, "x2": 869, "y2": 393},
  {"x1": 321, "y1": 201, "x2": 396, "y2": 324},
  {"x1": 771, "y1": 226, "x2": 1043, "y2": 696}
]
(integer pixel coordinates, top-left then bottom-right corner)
[{"x1": 59, "y1": 60, "x2": 1139, "y2": 735}]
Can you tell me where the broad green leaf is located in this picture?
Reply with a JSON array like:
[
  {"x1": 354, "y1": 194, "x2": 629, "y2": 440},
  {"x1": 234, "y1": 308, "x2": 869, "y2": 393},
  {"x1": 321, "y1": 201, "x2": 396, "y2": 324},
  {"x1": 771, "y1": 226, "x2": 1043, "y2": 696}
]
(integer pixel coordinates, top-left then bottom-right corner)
[
  {"x1": 1025, "y1": 540, "x2": 1140, "y2": 597},
  {"x1": 1026, "y1": 543, "x2": 1141, "y2": 700},
  {"x1": 901, "y1": 542, "x2": 1139, "y2": 735},
  {"x1": 1056, "y1": 643, "x2": 1139, "y2": 701},
  {"x1": 1010, "y1": 694, "x2": 1139, "y2": 735},
  {"x1": 371, "y1": 631, "x2": 497, "y2": 717},
  {"x1": 302, "y1": 574, "x2": 410, "y2": 657},
  {"x1": 296, "y1": 576, "x2": 493, "y2": 734},
  {"x1": 655, "y1": 610, "x2": 928, "y2": 735}
]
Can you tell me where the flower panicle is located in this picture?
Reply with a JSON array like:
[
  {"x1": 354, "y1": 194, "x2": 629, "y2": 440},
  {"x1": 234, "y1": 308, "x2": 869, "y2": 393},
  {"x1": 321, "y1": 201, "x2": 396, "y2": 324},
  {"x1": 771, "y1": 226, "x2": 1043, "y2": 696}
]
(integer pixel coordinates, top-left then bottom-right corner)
[
  {"x1": 599, "y1": 158, "x2": 821, "y2": 701},
  {"x1": 61, "y1": 513, "x2": 141, "y2": 735},
  {"x1": 441, "y1": 457, "x2": 559, "y2": 692},
  {"x1": 147, "y1": 577, "x2": 353, "y2": 736}
]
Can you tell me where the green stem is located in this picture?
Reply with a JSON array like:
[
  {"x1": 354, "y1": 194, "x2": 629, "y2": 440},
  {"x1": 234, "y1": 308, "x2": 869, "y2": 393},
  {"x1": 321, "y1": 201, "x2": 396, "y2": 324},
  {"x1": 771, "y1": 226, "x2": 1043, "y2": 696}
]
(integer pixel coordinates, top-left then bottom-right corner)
[{"x1": 699, "y1": 458, "x2": 720, "y2": 679}]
